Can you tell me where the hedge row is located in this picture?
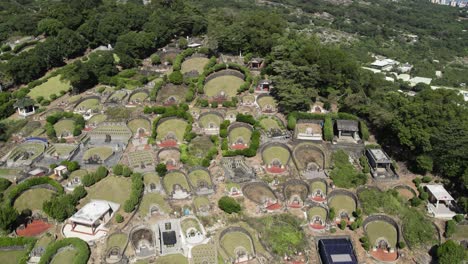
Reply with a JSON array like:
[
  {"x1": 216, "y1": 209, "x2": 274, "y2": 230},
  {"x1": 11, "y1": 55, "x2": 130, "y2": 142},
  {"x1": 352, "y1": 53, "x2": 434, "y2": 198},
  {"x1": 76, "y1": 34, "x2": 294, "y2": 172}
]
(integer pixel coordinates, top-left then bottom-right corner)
[
  {"x1": 222, "y1": 130, "x2": 261, "y2": 157},
  {"x1": 0, "y1": 237, "x2": 36, "y2": 264},
  {"x1": 38, "y1": 238, "x2": 90, "y2": 264},
  {"x1": 219, "y1": 120, "x2": 231, "y2": 138},
  {"x1": 324, "y1": 116, "x2": 333, "y2": 142},
  {"x1": 287, "y1": 111, "x2": 360, "y2": 130},
  {"x1": 123, "y1": 173, "x2": 144, "y2": 213},
  {"x1": 359, "y1": 120, "x2": 370, "y2": 140},
  {"x1": 81, "y1": 166, "x2": 108, "y2": 187},
  {"x1": 236, "y1": 114, "x2": 257, "y2": 126},
  {"x1": 150, "y1": 79, "x2": 165, "y2": 101},
  {"x1": 6, "y1": 177, "x2": 64, "y2": 206},
  {"x1": 149, "y1": 105, "x2": 194, "y2": 141}
]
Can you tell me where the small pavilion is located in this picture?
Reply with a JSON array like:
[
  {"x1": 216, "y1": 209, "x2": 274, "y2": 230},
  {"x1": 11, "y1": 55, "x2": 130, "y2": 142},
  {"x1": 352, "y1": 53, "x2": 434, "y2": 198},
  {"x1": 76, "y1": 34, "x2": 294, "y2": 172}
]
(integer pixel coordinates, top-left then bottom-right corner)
[
  {"x1": 425, "y1": 185, "x2": 457, "y2": 219},
  {"x1": 68, "y1": 200, "x2": 118, "y2": 235},
  {"x1": 14, "y1": 97, "x2": 36, "y2": 117},
  {"x1": 336, "y1": 120, "x2": 359, "y2": 141},
  {"x1": 54, "y1": 165, "x2": 68, "y2": 177}
]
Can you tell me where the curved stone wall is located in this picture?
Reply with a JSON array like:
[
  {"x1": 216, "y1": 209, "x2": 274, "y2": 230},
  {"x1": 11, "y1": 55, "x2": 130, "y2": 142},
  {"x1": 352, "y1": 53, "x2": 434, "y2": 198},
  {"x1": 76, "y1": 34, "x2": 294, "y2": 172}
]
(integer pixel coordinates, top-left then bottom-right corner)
[
  {"x1": 293, "y1": 142, "x2": 328, "y2": 170},
  {"x1": 205, "y1": 69, "x2": 245, "y2": 84},
  {"x1": 283, "y1": 179, "x2": 309, "y2": 201},
  {"x1": 242, "y1": 182, "x2": 277, "y2": 204}
]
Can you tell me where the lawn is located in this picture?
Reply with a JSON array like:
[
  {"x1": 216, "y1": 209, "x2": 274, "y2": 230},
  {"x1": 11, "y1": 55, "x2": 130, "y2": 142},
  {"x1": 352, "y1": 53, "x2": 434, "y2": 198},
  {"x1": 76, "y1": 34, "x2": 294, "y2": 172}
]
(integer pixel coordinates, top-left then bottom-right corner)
[
  {"x1": 243, "y1": 184, "x2": 276, "y2": 204},
  {"x1": 128, "y1": 118, "x2": 151, "y2": 134},
  {"x1": 308, "y1": 207, "x2": 327, "y2": 220},
  {"x1": 53, "y1": 119, "x2": 75, "y2": 137},
  {"x1": 14, "y1": 188, "x2": 55, "y2": 212},
  {"x1": 365, "y1": 220, "x2": 398, "y2": 247},
  {"x1": 0, "y1": 168, "x2": 21, "y2": 177},
  {"x1": 0, "y1": 250, "x2": 27, "y2": 264},
  {"x1": 257, "y1": 96, "x2": 276, "y2": 108},
  {"x1": 163, "y1": 171, "x2": 190, "y2": 193},
  {"x1": 204, "y1": 75, "x2": 244, "y2": 97},
  {"x1": 143, "y1": 172, "x2": 160, "y2": 185},
  {"x1": 188, "y1": 169, "x2": 212, "y2": 187},
  {"x1": 188, "y1": 136, "x2": 214, "y2": 158},
  {"x1": 69, "y1": 169, "x2": 88, "y2": 180},
  {"x1": 129, "y1": 92, "x2": 149, "y2": 102},
  {"x1": 199, "y1": 114, "x2": 223, "y2": 128},
  {"x1": 453, "y1": 224, "x2": 468, "y2": 240},
  {"x1": 106, "y1": 233, "x2": 128, "y2": 251},
  {"x1": 87, "y1": 114, "x2": 107, "y2": 125},
  {"x1": 228, "y1": 127, "x2": 252, "y2": 145},
  {"x1": 50, "y1": 247, "x2": 78, "y2": 264},
  {"x1": 35, "y1": 234, "x2": 55, "y2": 249},
  {"x1": 262, "y1": 145, "x2": 290, "y2": 165},
  {"x1": 108, "y1": 91, "x2": 127, "y2": 102},
  {"x1": 156, "y1": 119, "x2": 188, "y2": 142},
  {"x1": 181, "y1": 57, "x2": 209, "y2": 74},
  {"x1": 138, "y1": 193, "x2": 171, "y2": 217},
  {"x1": 328, "y1": 195, "x2": 356, "y2": 215},
  {"x1": 75, "y1": 98, "x2": 101, "y2": 111},
  {"x1": 28, "y1": 75, "x2": 71, "y2": 100},
  {"x1": 193, "y1": 196, "x2": 210, "y2": 210},
  {"x1": 83, "y1": 147, "x2": 113, "y2": 161},
  {"x1": 310, "y1": 181, "x2": 326, "y2": 193},
  {"x1": 156, "y1": 84, "x2": 188, "y2": 103},
  {"x1": 180, "y1": 218, "x2": 201, "y2": 233},
  {"x1": 81, "y1": 176, "x2": 132, "y2": 206},
  {"x1": 220, "y1": 231, "x2": 254, "y2": 258},
  {"x1": 242, "y1": 95, "x2": 255, "y2": 104},
  {"x1": 156, "y1": 254, "x2": 188, "y2": 264}
]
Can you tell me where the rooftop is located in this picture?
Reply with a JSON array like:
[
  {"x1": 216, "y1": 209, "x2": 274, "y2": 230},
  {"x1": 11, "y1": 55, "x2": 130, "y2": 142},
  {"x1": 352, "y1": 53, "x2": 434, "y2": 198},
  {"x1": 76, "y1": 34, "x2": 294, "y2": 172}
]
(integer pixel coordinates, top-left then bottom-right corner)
[
  {"x1": 69, "y1": 200, "x2": 119, "y2": 225},
  {"x1": 367, "y1": 149, "x2": 391, "y2": 163},
  {"x1": 336, "y1": 120, "x2": 359, "y2": 132},
  {"x1": 426, "y1": 185, "x2": 454, "y2": 201},
  {"x1": 318, "y1": 238, "x2": 358, "y2": 264}
]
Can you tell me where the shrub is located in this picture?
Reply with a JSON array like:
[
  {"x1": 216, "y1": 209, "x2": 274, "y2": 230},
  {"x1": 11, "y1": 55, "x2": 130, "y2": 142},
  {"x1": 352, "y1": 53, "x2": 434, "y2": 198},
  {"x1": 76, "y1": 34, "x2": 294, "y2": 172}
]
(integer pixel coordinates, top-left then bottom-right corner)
[
  {"x1": 211, "y1": 102, "x2": 218, "y2": 108},
  {"x1": 168, "y1": 71, "x2": 183, "y2": 84},
  {"x1": 453, "y1": 214, "x2": 464, "y2": 223},
  {"x1": 40, "y1": 99, "x2": 50, "y2": 106},
  {"x1": 445, "y1": 220, "x2": 456, "y2": 238},
  {"x1": 398, "y1": 241, "x2": 406, "y2": 249},
  {"x1": 330, "y1": 228, "x2": 336, "y2": 233},
  {"x1": 122, "y1": 166, "x2": 132, "y2": 177},
  {"x1": 0, "y1": 178, "x2": 12, "y2": 192},
  {"x1": 436, "y1": 240, "x2": 465, "y2": 264},
  {"x1": 115, "y1": 214, "x2": 124, "y2": 223},
  {"x1": 419, "y1": 191, "x2": 429, "y2": 200},
  {"x1": 329, "y1": 208, "x2": 335, "y2": 220},
  {"x1": 359, "y1": 120, "x2": 369, "y2": 141},
  {"x1": 339, "y1": 220, "x2": 347, "y2": 230},
  {"x1": 422, "y1": 176, "x2": 432, "y2": 183},
  {"x1": 359, "y1": 156, "x2": 370, "y2": 173},
  {"x1": 413, "y1": 177, "x2": 422, "y2": 187},
  {"x1": 123, "y1": 173, "x2": 143, "y2": 213},
  {"x1": 113, "y1": 164, "x2": 123, "y2": 175},
  {"x1": 236, "y1": 114, "x2": 257, "y2": 126},
  {"x1": 0, "y1": 205, "x2": 19, "y2": 231},
  {"x1": 156, "y1": 163, "x2": 167, "y2": 176},
  {"x1": 150, "y1": 54, "x2": 161, "y2": 65},
  {"x1": 410, "y1": 197, "x2": 422, "y2": 207},
  {"x1": 218, "y1": 196, "x2": 241, "y2": 214},
  {"x1": 350, "y1": 222, "x2": 358, "y2": 230},
  {"x1": 49, "y1": 94, "x2": 57, "y2": 100}
]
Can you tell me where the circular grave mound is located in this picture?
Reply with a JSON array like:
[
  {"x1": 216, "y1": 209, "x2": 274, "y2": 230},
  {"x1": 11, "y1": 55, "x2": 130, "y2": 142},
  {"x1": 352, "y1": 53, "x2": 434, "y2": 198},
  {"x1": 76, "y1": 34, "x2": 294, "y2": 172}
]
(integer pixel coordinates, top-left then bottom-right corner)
[
  {"x1": 308, "y1": 205, "x2": 328, "y2": 230},
  {"x1": 156, "y1": 84, "x2": 188, "y2": 105},
  {"x1": 87, "y1": 114, "x2": 107, "y2": 126},
  {"x1": 242, "y1": 182, "x2": 276, "y2": 204},
  {"x1": 259, "y1": 116, "x2": 283, "y2": 131},
  {"x1": 198, "y1": 112, "x2": 223, "y2": 129},
  {"x1": 7, "y1": 142, "x2": 46, "y2": 167},
  {"x1": 156, "y1": 118, "x2": 188, "y2": 146},
  {"x1": 394, "y1": 185, "x2": 416, "y2": 200},
  {"x1": 105, "y1": 232, "x2": 129, "y2": 263},
  {"x1": 128, "y1": 90, "x2": 149, "y2": 103},
  {"x1": 242, "y1": 95, "x2": 255, "y2": 105},
  {"x1": 157, "y1": 147, "x2": 180, "y2": 170},
  {"x1": 293, "y1": 142, "x2": 328, "y2": 171},
  {"x1": 181, "y1": 57, "x2": 209, "y2": 74},
  {"x1": 128, "y1": 118, "x2": 151, "y2": 136},
  {"x1": 107, "y1": 90, "x2": 127, "y2": 103},
  {"x1": 54, "y1": 119, "x2": 75, "y2": 138},
  {"x1": 364, "y1": 215, "x2": 399, "y2": 262},
  {"x1": 180, "y1": 217, "x2": 204, "y2": 244},
  {"x1": 188, "y1": 168, "x2": 213, "y2": 190},
  {"x1": 188, "y1": 136, "x2": 215, "y2": 158},
  {"x1": 261, "y1": 143, "x2": 291, "y2": 173},
  {"x1": 163, "y1": 171, "x2": 191, "y2": 197},
  {"x1": 194, "y1": 196, "x2": 210, "y2": 212},
  {"x1": 228, "y1": 123, "x2": 253, "y2": 150},
  {"x1": 74, "y1": 97, "x2": 101, "y2": 112},
  {"x1": 14, "y1": 188, "x2": 55, "y2": 212},
  {"x1": 328, "y1": 190, "x2": 357, "y2": 221},
  {"x1": 219, "y1": 227, "x2": 255, "y2": 261},
  {"x1": 83, "y1": 146, "x2": 113, "y2": 162},
  {"x1": 256, "y1": 95, "x2": 276, "y2": 112},
  {"x1": 204, "y1": 70, "x2": 245, "y2": 98},
  {"x1": 310, "y1": 178, "x2": 328, "y2": 202},
  {"x1": 130, "y1": 226, "x2": 155, "y2": 257},
  {"x1": 283, "y1": 180, "x2": 309, "y2": 208}
]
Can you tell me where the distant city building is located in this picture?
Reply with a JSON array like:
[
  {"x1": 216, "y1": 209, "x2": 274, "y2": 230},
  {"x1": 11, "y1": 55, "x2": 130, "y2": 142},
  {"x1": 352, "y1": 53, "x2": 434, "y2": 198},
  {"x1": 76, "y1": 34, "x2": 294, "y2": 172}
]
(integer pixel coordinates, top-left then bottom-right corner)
[{"x1": 430, "y1": 0, "x2": 467, "y2": 7}]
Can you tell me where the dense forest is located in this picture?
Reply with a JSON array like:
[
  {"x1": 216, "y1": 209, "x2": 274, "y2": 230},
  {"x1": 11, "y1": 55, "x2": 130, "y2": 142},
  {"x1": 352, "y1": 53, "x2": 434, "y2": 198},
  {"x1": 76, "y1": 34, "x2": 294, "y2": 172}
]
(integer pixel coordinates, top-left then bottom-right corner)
[{"x1": 0, "y1": 0, "x2": 466, "y2": 209}]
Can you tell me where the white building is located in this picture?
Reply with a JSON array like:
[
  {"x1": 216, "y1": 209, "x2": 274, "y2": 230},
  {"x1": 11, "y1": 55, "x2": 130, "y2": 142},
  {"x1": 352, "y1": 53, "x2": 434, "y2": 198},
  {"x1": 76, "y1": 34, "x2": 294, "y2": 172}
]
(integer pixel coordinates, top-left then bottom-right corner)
[
  {"x1": 425, "y1": 185, "x2": 457, "y2": 219},
  {"x1": 370, "y1": 59, "x2": 399, "y2": 71},
  {"x1": 409, "y1": 76, "x2": 432, "y2": 86}
]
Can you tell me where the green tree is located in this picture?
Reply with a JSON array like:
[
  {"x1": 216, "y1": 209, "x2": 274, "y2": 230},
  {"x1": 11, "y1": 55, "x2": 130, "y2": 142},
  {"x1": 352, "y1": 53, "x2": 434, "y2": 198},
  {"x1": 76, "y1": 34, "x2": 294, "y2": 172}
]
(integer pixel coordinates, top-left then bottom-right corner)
[
  {"x1": 218, "y1": 196, "x2": 241, "y2": 214},
  {"x1": 445, "y1": 220, "x2": 456, "y2": 238},
  {"x1": 168, "y1": 71, "x2": 184, "y2": 84},
  {"x1": 0, "y1": 205, "x2": 18, "y2": 231},
  {"x1": 437, "y1": 240, "x2": 465, "y2": 264},
  {"x1": 155, "y1": 163, "x2": 167, "y2": 176},
  {"x1": 37, "y1": 18, "x2": 64, "y2": 36}
]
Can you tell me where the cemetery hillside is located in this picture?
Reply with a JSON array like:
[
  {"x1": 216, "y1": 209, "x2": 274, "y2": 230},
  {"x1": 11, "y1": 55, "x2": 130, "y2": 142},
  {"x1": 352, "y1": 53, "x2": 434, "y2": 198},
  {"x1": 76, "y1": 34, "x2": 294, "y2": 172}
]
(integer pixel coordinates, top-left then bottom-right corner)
[{"x1": 0, "y1": 0, "x2": 466, "y2": 264}]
